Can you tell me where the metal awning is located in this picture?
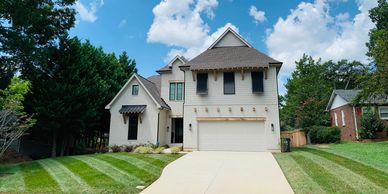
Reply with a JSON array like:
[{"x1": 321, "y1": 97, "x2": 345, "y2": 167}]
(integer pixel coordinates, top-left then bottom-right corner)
[{"x1": 119, "y1": 105, "x2": 146, "y2": 114}]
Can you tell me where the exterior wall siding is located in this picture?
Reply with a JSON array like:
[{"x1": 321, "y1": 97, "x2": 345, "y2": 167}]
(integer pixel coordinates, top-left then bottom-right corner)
[
  {"x1": 160, "y1": 60, "x2": 184, "y2": 117},
  {"x1": 108, "y1": 78, "x2": 159, "y2": 146},
  {"x1": 183, "y1": 66, "x2": 281, "y2": 151}
]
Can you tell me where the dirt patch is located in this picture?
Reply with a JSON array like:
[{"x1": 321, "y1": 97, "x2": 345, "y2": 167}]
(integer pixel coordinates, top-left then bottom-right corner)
[
  {"x1": 0, "y1": 148, "x2": 31, "y2": 164},
  {"x1": 0, "y1": 172, "x2": 14, "y2": 178}
]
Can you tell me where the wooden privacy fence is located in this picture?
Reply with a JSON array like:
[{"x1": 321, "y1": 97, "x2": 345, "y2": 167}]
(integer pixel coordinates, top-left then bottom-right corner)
[{"x1": 280, "y1": 129, "x2": 306, "y2": 147}]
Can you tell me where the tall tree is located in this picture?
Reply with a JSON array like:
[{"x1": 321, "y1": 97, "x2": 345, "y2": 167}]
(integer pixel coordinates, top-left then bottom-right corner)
[
  {"x1": 323, "y1": 60, "x2": 369, "y2": 90},
  {"x1": 361, "y1": 0, "x2": 388, "y2": 98},
  {"x1": 119, "y1": 51, "x2": 137, "y2": 76},
  {"x1": 281, "y1": 55, "x2": 332, "y2": 130},
  {"x1": 24, "y1": 37, "x2": 134, "y2": 156},
  {"x1": 0, "y1": 0, "x2": 76, "y2": 88}
]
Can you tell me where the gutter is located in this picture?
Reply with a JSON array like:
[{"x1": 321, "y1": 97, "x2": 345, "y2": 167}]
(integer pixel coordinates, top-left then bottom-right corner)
[
  {"x1": 156, "y1": 111, "x2": 160, "y2": 146},
  {"x1": 352, "y1": 106, "x2": 359, "y2": 140}
]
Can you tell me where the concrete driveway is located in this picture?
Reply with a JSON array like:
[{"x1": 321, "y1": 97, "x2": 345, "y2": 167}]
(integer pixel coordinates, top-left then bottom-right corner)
[{"x1": 141, "y1": 151, "x2": 294, "y2": 194}]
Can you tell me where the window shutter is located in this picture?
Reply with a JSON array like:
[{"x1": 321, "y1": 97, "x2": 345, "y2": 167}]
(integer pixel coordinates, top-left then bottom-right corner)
[
  {"x1": 251, "y1": 72, "x2": 264, "y2": 93},
  {"x1": 197, "y1": 73, "x2": 208, "y2": 94}
]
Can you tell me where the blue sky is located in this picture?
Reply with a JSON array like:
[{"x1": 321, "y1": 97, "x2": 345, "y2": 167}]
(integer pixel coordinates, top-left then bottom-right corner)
[{"x1": 70, "y1": 0, "x2": 377, "y2": 94}]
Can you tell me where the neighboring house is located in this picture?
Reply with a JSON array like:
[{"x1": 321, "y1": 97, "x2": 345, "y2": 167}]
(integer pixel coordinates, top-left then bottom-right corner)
[
  {"x1": 105, "y1": 27, "x2": 283, "y2": 152},
  {"x1": 326, "y1": 89, "x2": 388, "y2": 140}
]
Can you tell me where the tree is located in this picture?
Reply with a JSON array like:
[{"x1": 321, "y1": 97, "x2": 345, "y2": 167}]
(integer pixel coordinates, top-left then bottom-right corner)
[
  {"x1": 0, "y1": 77, "x2": 34, "y2": 158},
  {"x1": 0, "y1": 0, "x2": 76, "y2": 88},
  {"x1": 281, "y1": 55, "x2": 332, "y2": 130},
  {"x1": 360, "y1": 0, "x2": 388, "y2": 98},
  {"x1": 24, "y1": 37, "x2": 134, "y2": 157},
  {"x1": 323, "y1": 60, "x2": 369, "y2": 90},
  {"x1": 119, "y1": 51, "x2": 137, "y2": 76}
]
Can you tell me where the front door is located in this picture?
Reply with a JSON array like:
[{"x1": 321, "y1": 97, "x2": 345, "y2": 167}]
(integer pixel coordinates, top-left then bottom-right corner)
[{"x1": 171, "y1": 118, "x2": 183, "y2": 143}]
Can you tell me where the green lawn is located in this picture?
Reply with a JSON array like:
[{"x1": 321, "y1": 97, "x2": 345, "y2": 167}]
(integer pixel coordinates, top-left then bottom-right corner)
[
  {"x1": 0, "y1": 153, "x2": 182, "y2": 193},
  {"x1": 274, "y1": 141, "x2": 388, "y2": 194}
]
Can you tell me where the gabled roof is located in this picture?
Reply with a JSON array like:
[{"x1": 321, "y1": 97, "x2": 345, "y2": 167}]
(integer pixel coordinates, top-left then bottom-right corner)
[
  {"x1": 156, "y1": 55, "x2": 188, "y2": 73},
  {"x1": 105, "y1": 74, "x2": 170, "y2": 110},
  {"x1": 187, "y1": 47, "x2": 281, "y2": 71},
  {"x1": 326, "y1": 89, "x2": 388, "y2": 110},
  {"x1": 184, "y1": 27, "x2": 282, "y2": 71},
  {"x1": 146, "y1": 75, "x2": 161, "y2": 93},
  {"x1": 208, "y1": 27, "x2": 252, "y2": 49}
]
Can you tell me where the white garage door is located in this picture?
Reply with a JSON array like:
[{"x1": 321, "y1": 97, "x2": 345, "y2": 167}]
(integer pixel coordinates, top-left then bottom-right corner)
[{"x1": 198, "y1": 121, "x2": 266, "y2": 151}]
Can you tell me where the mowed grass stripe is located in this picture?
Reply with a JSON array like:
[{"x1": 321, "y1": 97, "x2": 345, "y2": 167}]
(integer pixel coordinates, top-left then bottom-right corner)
[
  {"x1": 0, "y1": 165, "x2": 25, "y2": 193},
  {"x1": 274, "y1": 154, "x2": 325, "y2": 194},
  {"x1": 290, "y1": 154, "x2": 357, "y2": 193},
  {"x1": 128, "y1": 154, "x2": 172, "y2": 168},
  {"x1": 19, "y1": 161, "x2": 60, "y2": 193},
  {"x1": 54, "y1": 156, "x2": 126, "y2": 192},
  {"x1": 109, "y1": 153, "x2": 162, "y2": 175},
  {"x1": 38, "y1": 159, "x2": 92, "y2": 193},
  {"x1": 303, "y1": 147, "x2": 388, "y2": 189},
  {"x1": 146, "y1": 154, "x2": 181, "y2": 163},
  {"x1": 94, "y1": 154, "x2": 157, "y2": 183},
  {"x1": 300, "y1": 151, "x2": 387, "y2": 194},
  {"x1": 75, "y1": 155, "x2": 143, "y2": 187}
]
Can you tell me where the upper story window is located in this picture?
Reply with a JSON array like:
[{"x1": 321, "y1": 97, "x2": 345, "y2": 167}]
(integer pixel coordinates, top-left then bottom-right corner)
[
  {"x1": 378, "y1": 107, "x2": 388, "y2": 120},
  {"x1": 132, "y1": 85, "x2": 139, "y2": 95},
  {"x1": 197, "y1": 73, "x2": 208, "y2": 95},
  {"x1": 334, "y1": 112, "x2": 338, "y2": 126},
  {"x1": 251, "y1": 71, "x2": 264, "y2": 93},
  {"x1": 341, "y1": 110, "x2": 346, "y2": 126},
  {"x1": 169, "y1": 82, "x2": 184, "y2": 101},
  {"x1": 223, "y1": 72, "x2": 235, "y2": 95}
]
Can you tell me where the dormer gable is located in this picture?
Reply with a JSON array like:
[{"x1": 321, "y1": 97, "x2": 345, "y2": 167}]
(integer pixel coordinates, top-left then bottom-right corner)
[
  {"x1": 156, "y1": 55, "x2": 188, "y2": 73},
  {"x1": 208, "y1": 27, "x2": 252, "y2": 49}
]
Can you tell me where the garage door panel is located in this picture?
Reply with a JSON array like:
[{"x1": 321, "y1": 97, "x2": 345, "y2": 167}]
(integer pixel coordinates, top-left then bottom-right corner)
[{"x1": 198, "y1": 121, "x2": 266, "y2": 151}]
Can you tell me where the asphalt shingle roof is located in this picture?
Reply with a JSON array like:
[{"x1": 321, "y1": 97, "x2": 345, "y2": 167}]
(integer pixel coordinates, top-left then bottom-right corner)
[
  {"x1": 137, "y1": 75, "x2": 170, "y2": 109},
  {"x1": 187, "y1": 47, "x2": 282, "y2": 70},
  {"x1": 333, "y1": 89, "x2": 388, "y2": 104}
]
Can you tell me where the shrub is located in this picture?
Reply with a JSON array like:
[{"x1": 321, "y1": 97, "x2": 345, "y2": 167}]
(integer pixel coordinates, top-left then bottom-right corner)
[
  {"x1": 309, "y1": 126, "x2": 340, "y2": 144},
  {"x1": 359, "y1": 112, "x2": 385, "y2": 139},
  {"x1": 133, "y1": 146, "x2": 154, "y2": 154},
  {"x1": 170, "y1": 146, "x2": 182, "y2": 154},
  {"x1": 110, "y1": 145, "x2": 122, "y2": 153},
  {"x1": 99, "y1": 147, "x2": 109, "y2": 153},
  {"x1": 153, "y1": 147, "x2": 165, "y2": 154},
  {"x1": 144, "y1": 143, "x2": 159, "y2": 149},
  {"x1": 123, "y1": 145, "x2": 134, "y2": 152}
]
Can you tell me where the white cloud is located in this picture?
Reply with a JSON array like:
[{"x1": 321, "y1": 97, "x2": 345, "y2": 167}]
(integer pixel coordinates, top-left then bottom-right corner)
[
  {"x1": 249, "y1": 6, "x2": 266, "y2": 23},
  {"x1": 148, "y1": 0, "x2": 226, "y2": 61},
  {"x1": 75, "y1": 0, "x2": 104, "y2": 23},
  {"x1": 265, "y1": 0, "x2": 377, "y2": 94},
  {"x1": 119, "y1": 19, "x2": 127, "y2": 28}
]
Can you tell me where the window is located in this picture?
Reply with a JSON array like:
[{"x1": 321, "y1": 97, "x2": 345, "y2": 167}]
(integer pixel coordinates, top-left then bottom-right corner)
[
  {"x1": 223, "y1": 72, "x2": 235, "y2": 95},
  {"x1": 169, "y1": 82, "x2": 184, "y2": 101},
  {"x1": 379, "y1": 107, "x2": 388, "y2": 120},
  {"x1": 197, "y1": 73, "x2": 208, "y2": 94},
  {"x1": 132, "y1": 85, "x2": 139, "y2": 95},
  {"x1": 341, "y1": 110, "x2": 346, "y2": 126},
  {"x1": 334, "y1": 112, "x2": 338, "y2": 126},
  {"x1": 251, "y1": 71, "x2": 264, "y2": 93},
  {"x1": 128, "y1": 115, "x2": 138, "y2": 140}
]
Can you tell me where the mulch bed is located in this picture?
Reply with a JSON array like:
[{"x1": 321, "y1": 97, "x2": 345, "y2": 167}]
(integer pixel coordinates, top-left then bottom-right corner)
[{"x1": 0, "y1": 148, "x2": 31, "y2": 164}]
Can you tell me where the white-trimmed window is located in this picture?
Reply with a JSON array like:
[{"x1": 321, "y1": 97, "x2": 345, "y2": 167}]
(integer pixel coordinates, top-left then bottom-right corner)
[
  {"x1": 132, "y1": 85, "x2": 139, "y2": 95},
  {"x1": 378, "y1": 106, "x2": 388, "y2": 120},
  {"x1": 169, "y1": 82, "x2": 184, "y2": 101},
  {"x1": 334, "y1": 112, "x2": 338, "y2": 126},
  {"x1": 341, "y1": 110, "x2": 346, "y2": 126}
]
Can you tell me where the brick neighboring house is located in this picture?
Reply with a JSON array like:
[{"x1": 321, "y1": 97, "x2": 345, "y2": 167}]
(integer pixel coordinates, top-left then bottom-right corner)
[{"x1": 326, "y1": 90, "x2": 388, "y2": 141}]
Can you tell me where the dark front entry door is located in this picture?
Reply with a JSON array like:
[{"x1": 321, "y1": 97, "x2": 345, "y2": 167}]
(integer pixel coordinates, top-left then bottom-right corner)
[
  {"x1": 128, "y1": 115, "x2": 138, "y2": 140},
  {"x1": 171, "y1": 118, "x2": 183, "y2": 143}
]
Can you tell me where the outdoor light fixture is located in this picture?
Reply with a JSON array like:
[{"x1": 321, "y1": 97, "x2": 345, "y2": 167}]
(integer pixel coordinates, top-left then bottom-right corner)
[
  {"x1": 271, "y1": 123, "x2": 274, "y2": 131},
  {"x1": 265, "y1": 107, "x2": 269, "y2": 112},
  {"x1": 166, "y1": 126, "x2": 169, "y2": 132},
  {"x1": 189, "y1": 123, "x2": 192, "y2": 131}
]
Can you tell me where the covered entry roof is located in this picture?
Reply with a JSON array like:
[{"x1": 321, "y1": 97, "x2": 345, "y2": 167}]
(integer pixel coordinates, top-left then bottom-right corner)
[{"x1": 119, "y1": 105, "x2": 146, "y2": 114}]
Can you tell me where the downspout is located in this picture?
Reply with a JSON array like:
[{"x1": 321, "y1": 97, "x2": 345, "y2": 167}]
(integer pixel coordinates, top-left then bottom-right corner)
[
  {"x1": 156, "y1": 111, "x2": 160, "y2": 146},
  {"x1": 352, "y1": 106, "x2": 359, "y2": 140}
]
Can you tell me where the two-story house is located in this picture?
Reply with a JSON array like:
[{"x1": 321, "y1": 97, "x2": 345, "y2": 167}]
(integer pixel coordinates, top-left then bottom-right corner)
[{"x1": 105, "y1": 27, "x2": 283, "y2": 152}]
